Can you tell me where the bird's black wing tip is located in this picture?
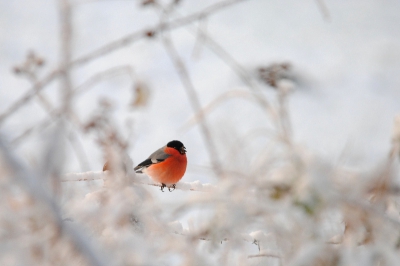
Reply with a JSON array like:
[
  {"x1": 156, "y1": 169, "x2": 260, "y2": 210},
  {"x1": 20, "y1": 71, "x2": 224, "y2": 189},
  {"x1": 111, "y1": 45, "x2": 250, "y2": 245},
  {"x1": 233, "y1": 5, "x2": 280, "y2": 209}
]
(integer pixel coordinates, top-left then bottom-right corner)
[{"x1": 134, "y1": 158, "x2": 153, "y2": 173}]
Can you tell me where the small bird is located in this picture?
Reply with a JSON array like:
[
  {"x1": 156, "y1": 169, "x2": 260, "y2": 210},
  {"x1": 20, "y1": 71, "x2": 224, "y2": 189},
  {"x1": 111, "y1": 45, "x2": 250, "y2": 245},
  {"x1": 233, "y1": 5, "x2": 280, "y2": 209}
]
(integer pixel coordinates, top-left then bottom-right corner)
[{"x1": 134, "y1": 140, "x2": 187, "y2": 192}]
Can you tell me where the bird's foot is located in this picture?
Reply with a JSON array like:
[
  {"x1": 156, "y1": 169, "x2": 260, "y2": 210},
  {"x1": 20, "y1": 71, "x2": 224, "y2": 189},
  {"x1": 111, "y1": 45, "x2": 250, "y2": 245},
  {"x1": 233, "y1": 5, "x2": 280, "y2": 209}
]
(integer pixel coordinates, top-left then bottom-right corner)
[
  {"x1": 161, "y1": 183, "x2": 167, "y2": 192},
  {"x1": 168, "y1": 184, "x2": 176, "y2": 192}
]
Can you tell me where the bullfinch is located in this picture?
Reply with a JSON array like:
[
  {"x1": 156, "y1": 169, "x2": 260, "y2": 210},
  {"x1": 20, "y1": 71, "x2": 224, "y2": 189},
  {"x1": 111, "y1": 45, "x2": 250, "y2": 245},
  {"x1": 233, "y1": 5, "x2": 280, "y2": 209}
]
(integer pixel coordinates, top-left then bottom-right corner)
[{"x1": 134, "y1": 140, "x2": 187, "y2": 192}]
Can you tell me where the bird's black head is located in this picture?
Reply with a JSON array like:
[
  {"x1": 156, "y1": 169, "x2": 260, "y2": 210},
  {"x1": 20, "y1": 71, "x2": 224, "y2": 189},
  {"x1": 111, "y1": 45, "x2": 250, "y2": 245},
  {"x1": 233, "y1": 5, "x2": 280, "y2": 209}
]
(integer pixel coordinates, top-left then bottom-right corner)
[{"x1": 167, "y1": 140, "x2": 186, "y2": 155}]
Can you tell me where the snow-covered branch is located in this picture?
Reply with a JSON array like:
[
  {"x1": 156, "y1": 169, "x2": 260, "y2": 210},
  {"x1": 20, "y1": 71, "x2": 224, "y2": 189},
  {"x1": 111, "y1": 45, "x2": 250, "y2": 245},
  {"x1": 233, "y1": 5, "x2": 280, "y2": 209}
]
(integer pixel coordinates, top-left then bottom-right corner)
[{"x1": 62, "y1": 171, "x2": 215, "y2": 192}]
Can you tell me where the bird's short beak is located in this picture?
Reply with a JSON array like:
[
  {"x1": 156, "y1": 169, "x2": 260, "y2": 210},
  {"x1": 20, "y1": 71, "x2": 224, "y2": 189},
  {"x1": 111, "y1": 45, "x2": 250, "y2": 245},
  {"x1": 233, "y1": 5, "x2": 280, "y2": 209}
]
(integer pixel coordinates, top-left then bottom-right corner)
[{"x1": 180, "y1": 146, "x2": 187, "y2": 154}]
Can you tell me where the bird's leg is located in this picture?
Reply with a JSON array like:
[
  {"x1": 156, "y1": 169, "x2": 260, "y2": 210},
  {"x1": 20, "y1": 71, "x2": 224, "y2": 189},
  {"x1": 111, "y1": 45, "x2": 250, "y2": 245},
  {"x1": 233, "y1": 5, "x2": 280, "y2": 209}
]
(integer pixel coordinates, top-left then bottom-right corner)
[
  {"x1": 168, "y1": 184, "x2": 176, "y2": 192},
  {"x1": 160, "y1": 183, "x2": 166, "y2": 192}
]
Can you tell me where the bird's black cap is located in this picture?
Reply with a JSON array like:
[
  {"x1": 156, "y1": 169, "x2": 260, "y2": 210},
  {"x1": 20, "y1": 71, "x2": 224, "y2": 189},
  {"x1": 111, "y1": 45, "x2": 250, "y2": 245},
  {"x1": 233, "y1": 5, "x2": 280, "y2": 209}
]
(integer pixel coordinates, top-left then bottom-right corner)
[{"x1": 167, "y1": 140, "x2": 186, "y2": 154}]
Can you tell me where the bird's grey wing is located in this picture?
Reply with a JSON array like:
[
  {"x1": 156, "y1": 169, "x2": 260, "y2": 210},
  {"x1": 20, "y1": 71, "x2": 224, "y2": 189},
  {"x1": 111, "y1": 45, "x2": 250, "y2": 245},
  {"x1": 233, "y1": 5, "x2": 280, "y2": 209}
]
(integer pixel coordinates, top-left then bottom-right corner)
[{"x1": 134, "y1": 146, "x2": 171, "y2": 172}]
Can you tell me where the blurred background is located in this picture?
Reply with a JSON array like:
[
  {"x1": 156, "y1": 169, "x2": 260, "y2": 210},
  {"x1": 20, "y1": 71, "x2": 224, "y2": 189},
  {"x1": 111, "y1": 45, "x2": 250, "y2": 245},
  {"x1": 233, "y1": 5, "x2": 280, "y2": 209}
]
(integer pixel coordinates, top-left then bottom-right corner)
[{"x1": 1, "y1": 0, "x2": 400, "y2": 265}]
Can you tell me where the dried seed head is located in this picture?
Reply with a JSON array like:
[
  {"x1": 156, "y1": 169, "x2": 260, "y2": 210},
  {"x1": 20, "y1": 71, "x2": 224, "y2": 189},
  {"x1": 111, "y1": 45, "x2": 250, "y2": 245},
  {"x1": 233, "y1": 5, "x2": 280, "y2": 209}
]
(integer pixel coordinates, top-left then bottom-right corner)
[
  {"x1": 145, "y1": 30, "x2": 155, "y2": 38},
  {"x1": 258, "y1": 62, "x2": 293, "y2": 89}
]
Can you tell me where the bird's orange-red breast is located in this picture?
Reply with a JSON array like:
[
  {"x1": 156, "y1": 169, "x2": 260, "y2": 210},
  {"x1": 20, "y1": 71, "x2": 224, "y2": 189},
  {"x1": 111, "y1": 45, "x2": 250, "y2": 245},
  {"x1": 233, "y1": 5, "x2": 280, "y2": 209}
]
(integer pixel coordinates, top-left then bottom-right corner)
[{"x1": 134, "y1": 140, "x2": 187, "y2": 191}]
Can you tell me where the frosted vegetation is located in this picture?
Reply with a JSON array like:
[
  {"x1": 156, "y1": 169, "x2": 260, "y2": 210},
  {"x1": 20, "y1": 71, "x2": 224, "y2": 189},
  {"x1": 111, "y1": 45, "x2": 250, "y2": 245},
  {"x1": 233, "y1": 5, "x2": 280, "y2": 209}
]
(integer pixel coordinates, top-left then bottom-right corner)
[{"x1": 1, "y1": 0, "x2": 400, "y2": 265}]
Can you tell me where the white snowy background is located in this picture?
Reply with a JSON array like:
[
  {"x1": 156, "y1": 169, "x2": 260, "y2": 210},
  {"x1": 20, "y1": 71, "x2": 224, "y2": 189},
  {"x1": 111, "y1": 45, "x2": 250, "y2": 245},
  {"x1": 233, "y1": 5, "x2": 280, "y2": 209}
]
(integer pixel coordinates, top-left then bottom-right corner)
[{"x1": 1, "y1": 0, "x2": 400, "y2": 265}]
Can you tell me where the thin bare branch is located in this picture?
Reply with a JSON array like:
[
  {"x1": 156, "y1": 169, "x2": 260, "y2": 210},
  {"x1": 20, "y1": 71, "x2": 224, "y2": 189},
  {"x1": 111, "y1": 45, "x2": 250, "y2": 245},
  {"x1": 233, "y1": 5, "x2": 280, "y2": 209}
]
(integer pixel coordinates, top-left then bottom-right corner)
[
  {"x1": 36, "y1": 0, "x2": 73, "y2": 195},
  {"x1": 191, "y1": 16, "x2": 208, "y2": 59}
]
